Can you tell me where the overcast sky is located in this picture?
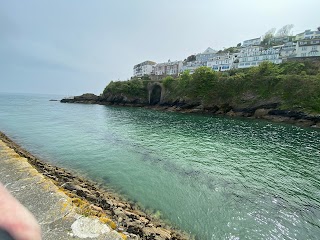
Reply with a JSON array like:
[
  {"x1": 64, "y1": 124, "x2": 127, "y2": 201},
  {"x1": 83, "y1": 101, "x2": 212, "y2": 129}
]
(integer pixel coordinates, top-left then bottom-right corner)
[{"x1": 1, "y1": 0, "x2": 319, "y2": 95}]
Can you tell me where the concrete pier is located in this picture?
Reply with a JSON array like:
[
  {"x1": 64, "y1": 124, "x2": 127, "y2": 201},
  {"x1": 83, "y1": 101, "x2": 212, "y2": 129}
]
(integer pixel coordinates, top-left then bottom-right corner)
[{"x1": 0, "y1": 140, "x2": 123, "y2": 240}]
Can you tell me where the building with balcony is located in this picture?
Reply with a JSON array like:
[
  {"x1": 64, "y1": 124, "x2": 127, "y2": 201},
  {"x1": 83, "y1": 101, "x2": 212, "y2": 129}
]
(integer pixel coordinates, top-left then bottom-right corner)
[
  {"x1": 238, "y1": 46, "x2": 282, "y2": 68},
  {"x1": 195, "y1": 47, "x2": 217, "y2": 63},
  {"x1": 133, "y1": 61, "x2": 156, "y2": 77},
  {"x1": 242, "y1": 37, "x2": 261, "y2": 47},
  {"x1": 153, "y1": 60, "x2": 183, "y2": 76},
  {"x1": 207, "y1": 53, "x2": 239, "y2": 71},
  {"x1": 295, "y1": 29, "x2": 320, "y2": 41},
  {"x1": 279, "y1": 42, "x2": 296, "y2": 58},
  {"x1": 295, "y1": 39, "x2": 320, "y2": 57},
  {"x1": 181, "y1": 61, "x2": 206, "y2": 74},
  {"x1": 268, "y1": 36, "x2": 295, "y2": 45}
]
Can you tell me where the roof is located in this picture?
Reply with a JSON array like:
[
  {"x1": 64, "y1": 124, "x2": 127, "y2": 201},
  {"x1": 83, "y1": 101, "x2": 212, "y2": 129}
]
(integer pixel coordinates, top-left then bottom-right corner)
[
  {"x1": 243, "y1": 37, "x2": 261, "y2": 42},
  {"x1": 134, "y1": 60, "x2": 156, "y2": 68},
  {"x1": 202, "y1": 47, "x2": 217, "y2": 54}
]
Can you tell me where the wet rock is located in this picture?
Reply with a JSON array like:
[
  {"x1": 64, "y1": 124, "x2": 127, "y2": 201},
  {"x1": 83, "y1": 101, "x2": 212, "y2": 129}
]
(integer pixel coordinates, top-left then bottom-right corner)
[
  {"x1": 62, "y1": 182, "x2": 77, "y2": 191},
  {"x1": 90, "y1": 204, "x2": 103, "y2": 212},
  {"x1": 127, "y1": 226, "x2": 143, "y2": 236},
  {"x1": 99, "y1": 199, "x2": 111, "y2": 209},
  {"x1": 124, "y1": 210, "x2": 140, "y2": 220},
  {"x1": 142, "y1": 227, "x2": 171, "y2": 239},
  {"x1": 254, "y1": 108, "x2": 270, "y2": 118},
  {"x1": 114, "y1": 208, "x2": 127, "y2": 219},
  {"x1": 104, "y1": 230, "x2": 123, "y2": 240},
  {"x1": 139, "y1": 217, "x2": 149, "y2": 224}
]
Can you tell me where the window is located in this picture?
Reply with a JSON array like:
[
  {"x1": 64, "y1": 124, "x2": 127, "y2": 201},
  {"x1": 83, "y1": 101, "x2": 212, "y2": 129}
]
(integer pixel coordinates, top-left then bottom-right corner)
[
  {"x1": 312, "y1": 46, "x2": 317, "y2": 50},
  {"x1": 302, "y1": 46, "x2": 307, "y2": 51},
  {"x1": 301, "y1": 53, "x2": 307, "y2": 57},
  {"x1": 222, "y1": 65, "x2": 229, "y2": 70}
]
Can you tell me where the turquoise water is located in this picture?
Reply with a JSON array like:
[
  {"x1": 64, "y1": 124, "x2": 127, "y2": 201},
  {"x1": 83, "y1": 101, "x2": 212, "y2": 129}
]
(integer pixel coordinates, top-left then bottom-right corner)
[{"x1": 0, "y1": 93, "x2": 319, "y2": 239}]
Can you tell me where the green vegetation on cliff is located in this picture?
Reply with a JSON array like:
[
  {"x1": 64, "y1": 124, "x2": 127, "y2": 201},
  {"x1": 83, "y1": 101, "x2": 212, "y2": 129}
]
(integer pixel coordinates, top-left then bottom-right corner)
[
  {"x1": 103, "y1": 78, "x2": 149, "y2": 100},
  {"x1": 102, "y1": 60, "x2": 320, "y2": 114}
]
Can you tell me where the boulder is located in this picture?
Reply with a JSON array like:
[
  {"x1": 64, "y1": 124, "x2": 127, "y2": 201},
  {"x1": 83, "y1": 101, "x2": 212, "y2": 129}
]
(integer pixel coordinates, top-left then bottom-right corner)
[{"x1": 254, "y1": 108, "x2": 270, "y2": 118}]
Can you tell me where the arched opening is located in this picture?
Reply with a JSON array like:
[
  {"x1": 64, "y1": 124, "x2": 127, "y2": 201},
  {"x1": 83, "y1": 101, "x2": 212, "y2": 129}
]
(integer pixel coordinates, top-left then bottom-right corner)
[{"x1": 150, "y1": 85, "x2": 162, "y2": 105}]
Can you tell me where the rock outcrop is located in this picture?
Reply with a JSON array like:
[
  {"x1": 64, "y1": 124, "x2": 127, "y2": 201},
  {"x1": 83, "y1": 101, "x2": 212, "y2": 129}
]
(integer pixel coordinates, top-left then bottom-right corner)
[
  {"x1": 60, "y1": 93, "x2": 320, "y2": 128},
  {"x1": 61, "y1": 93, "x2": 101, "y2": 104}
]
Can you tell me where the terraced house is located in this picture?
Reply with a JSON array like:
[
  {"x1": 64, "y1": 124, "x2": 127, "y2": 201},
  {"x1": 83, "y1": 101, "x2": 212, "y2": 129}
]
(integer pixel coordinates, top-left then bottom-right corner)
[
  {"x1": 181, "y1": 61, "x2": 207, "y2": 74},
  {"x1": 295, "y1": 29, "x2": 320, "y2": 41},
  {"x1": 132, "y1": 27, "x2": 320, "y2": 76},
  {"x1": 153, "y1": 60, "x2": 183, "y2": 76},
  {"x1": 238, "y1": 46, "x2": 282, "y2": 68},
  {"x1": 195, "y1": 47, "x2": 217, "y2": 64},
  {"x1": 207, "y1": 53, "x2": 239, "y2": 71},
  {"x1": 279, "y1": 42, "x2": 296, "y2": 58},
  {"x1": 242, "y1": 37, "x2": 261, "y2": 47},
  {"x1": 133, "y1": 61, "x2": 156, "y2": 77},
  {"x1": 295, "y1": 39, "x2": 320, "y2": 57}
]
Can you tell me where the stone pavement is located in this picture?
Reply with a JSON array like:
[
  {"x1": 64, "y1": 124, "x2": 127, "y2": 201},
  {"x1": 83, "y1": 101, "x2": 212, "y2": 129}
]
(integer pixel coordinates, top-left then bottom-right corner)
[{"x1": 0, "y1": 140, "x2": 123, "y2": 240}]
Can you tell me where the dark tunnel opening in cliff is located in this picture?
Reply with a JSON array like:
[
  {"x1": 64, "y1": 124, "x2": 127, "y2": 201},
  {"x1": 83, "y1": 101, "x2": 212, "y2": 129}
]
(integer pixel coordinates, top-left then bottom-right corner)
[{"x1": 150, "y1": 85, "x2": 161, "y2": 105}]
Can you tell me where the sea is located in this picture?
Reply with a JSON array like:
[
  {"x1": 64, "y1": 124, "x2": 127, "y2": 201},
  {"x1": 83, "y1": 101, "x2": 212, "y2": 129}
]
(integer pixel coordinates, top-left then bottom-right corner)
[{"x1": 0, "y1": 93, "x2": 319, "y2": 239}]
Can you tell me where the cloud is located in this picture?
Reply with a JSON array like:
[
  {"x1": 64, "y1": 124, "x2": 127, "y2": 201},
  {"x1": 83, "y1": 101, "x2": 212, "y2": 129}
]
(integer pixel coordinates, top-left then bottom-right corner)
[{"x1": 1, "y1": 35, "x2": 111, "y2": 77}]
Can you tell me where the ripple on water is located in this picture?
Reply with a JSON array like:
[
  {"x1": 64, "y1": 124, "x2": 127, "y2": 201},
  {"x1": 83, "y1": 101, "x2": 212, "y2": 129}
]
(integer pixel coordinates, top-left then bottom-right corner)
[{"x1": 0, "y1": 94, "x2": 319, "y2": 239}]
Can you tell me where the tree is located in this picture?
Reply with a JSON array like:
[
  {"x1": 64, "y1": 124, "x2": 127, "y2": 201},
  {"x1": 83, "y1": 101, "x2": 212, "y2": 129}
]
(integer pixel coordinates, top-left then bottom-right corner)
[
  {"x1": 261, "y1": 28, "x2": 276, "y2": 45},
  {"x1": 186, "y1": 55, "x2": 196, "y2": 62},
  {"x1": 178, "y1": 71, "x2": 192, "y2": 89},
  {"x1": 191, "y1": 67, "x2": 218, "y2": 97},
  {"x1": 163, "y1": 76, "x2": 175, "y2": 88},
  {"x1": 237, "y1": 43, "x2": 241, "y2": 47},
  {"x1": 276, "y1": 24, "x2": 294, "y2": 37}
]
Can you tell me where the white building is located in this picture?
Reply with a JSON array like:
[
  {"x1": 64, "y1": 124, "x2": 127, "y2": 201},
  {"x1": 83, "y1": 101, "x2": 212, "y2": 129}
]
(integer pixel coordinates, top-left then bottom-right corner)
[
  {"x1": 268, "y1": 36, "x2": 295, "y2": 45},
  {"x1": 280, "y1": 42, "x2": 296, "y2": 58},
  {"x1": 195, "y1": 47, "x2": 217, "y2": 63},
  {"x1": 295, "y1": 29, "x2": 320, "y2": 41},
  {"x1": 242, "y1": 37, "x2": 261, "y2": 47},
  {"x1": 207, "y1": 53, "x2": 239, "y2": 71},
  {"x1": 238, "y1": 46, "x2": 282, "y2": 69},
  {"x1": 154, "y1": 60, "x2": 183, "y2": 76},
  {"x1": 133, "y1": 61, "x2": 156, "y2": 77},
  {"x1": 181, "y1": 61, "x2": 206, "y2": 74},
  {"x1": 295, "y1": 39, "x2": 320, "y2": 57}
]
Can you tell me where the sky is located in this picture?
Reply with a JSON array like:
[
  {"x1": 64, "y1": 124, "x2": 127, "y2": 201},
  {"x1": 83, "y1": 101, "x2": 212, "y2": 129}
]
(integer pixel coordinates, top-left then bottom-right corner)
[{"x1": 1, "y1": 0, "x2": 319, "y2": 95}]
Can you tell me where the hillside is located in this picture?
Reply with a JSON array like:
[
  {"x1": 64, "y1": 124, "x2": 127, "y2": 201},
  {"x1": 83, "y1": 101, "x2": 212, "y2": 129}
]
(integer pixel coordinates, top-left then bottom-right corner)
[{"x1": 63, "y1": 60, "x2": 320, "y2": 127}]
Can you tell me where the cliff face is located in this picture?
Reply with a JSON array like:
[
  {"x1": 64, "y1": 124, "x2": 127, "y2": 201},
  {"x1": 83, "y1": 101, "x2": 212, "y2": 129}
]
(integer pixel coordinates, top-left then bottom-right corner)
[
  {"x1": 61, "y1": 91, "x2": 320, "y2": 128},
  {"x1": 101, "y1": 92, "x2": 148, "y2": 106}
]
